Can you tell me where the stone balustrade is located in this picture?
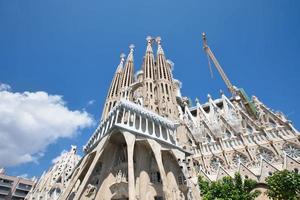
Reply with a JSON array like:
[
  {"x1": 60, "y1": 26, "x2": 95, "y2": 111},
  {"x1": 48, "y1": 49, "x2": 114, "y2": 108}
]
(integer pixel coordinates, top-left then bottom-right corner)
[{"x1": 84, "y1": 100, "x2": 179, "y2": 153}]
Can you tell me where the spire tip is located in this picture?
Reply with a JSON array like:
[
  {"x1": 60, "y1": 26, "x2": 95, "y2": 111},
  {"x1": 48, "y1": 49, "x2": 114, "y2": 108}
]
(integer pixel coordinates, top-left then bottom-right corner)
[
  {"x1": 156, "y1": 36, "x2": 162, "y2": 45},
  {"x1": 129, "y1": 44, "x2": 135, "y2": 51},
  {"x1": 146, "y1": 36, "x2": 153, "y2": 43},
  {"x1": 120, "y1": 53, "x2": 126, "y2": 59}
]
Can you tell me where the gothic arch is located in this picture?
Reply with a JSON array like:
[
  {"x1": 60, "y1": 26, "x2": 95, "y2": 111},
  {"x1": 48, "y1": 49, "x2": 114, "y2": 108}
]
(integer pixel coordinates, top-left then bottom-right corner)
[
  {"x1": 133, "y1": 140, "x2": 164, "y2": 198},
  {"x1": 162, "y1": 150, "x2": 187, "y2": 198}
]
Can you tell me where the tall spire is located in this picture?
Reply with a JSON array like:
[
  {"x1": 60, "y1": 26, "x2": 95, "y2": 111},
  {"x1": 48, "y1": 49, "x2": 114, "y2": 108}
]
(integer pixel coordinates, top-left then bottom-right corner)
[
  {"x1": 101, "y1": 53, "x2": 125, "y2": 120},
  {"x1": 156, "y1": 36, "x2": 171, "y2": 81},
  {"x1": 143, "y1": 36, "x2": 155, "y2": 80},
  {"x1": 141, "y1": 36, "x2": 157, "y2": 112},
  {"x1": 120, "y1": 45, "x2": 135, "y2": 99},
  {"x1": 110, "y1": 54, "x2": 125, "y2": 98},
  {"x1": 155, "y1": 36, "x2": 178, "y2": 119}
]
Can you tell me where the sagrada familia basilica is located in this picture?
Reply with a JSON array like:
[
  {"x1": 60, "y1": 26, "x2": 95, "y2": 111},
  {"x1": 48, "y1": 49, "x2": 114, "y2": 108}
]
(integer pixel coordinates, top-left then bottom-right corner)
[{"x1": 26, "y1": 35, "x2": 300, "y2": 200}]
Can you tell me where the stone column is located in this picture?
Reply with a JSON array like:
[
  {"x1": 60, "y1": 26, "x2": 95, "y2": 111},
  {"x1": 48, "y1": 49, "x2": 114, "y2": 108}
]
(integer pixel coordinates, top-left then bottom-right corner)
[
  {"x1": 147, "y1": 139, "x2": 172, "y2": 200},
  {"x1": 123, "y1": 131, "x2": 136, "y2": 200},
  {"x1": 136, "y1": 143, "x2": 150, "y2": 200},
  {"x1": 72, "y1": 136, "x2": 109, "y2": 200}
]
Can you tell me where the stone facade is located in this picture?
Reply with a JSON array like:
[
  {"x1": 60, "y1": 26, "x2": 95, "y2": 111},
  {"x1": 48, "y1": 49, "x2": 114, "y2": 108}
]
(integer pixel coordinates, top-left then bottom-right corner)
[
  {"x1": 186, "y1": 93, "x2": 300, "y2": 182},
  {"x1": 39, "y1": 36, "x2": 299, "y2": 200},
  {"x1": 26, "y1": 146, "x2": 81, "y2": 200}
]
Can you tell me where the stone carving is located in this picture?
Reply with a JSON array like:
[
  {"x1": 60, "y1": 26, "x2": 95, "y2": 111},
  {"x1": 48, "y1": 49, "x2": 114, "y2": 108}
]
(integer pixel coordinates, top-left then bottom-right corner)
[
  {"x1": 283, "y1": 144, "x2": 300, "y2": 159},
  {"x1": 256, "y1": 148, "x2": 275, "y2": 162},
  {"x1": 232, "y1": 152, "x2": 249, "y2": 166},
  {"x1": 85, "y1": 184, "x2": 96, "y2": 197},
  {"x1": 26, "y1": 146, "x2": 80, "y2": 200},
  {"x1": 210, "y1": 157, "x2": 224, "y2": 171}
]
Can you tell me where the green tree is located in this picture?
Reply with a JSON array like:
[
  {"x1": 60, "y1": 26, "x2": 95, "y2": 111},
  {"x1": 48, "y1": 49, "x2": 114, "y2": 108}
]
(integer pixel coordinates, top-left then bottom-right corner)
[
  {"x1": 266, "y1": 169, "x2": 300, "y2": 200},
  {"x1": 198, "y1": 173, "x2": 260, "y2": 200}
]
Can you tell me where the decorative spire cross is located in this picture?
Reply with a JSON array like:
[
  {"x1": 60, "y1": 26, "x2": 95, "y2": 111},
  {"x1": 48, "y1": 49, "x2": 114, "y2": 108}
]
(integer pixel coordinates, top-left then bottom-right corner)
[
  {"x1": 120, "y1": 53, "x2": 126, "y2": 60},
  {"x1": 156, "y1": 36, "x2": 162, "y2": 45},
  {"x1": 146, "y1": 36, "x2": 154, "y2": 53},
  {"x1": 129, "y1": 44, "x2": 135, "y2": 52},
  {"x1": 146, "y1": 36, "x2": 153, "y2": 44}
]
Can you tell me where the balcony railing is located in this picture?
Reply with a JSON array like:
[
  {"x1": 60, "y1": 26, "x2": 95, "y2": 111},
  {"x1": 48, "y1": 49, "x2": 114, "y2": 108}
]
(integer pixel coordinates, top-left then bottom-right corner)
[
  {"x1": 84, "y1": 100, "x2": 180, "y2": 153},
  {"x1": 0, "y1": 181, "x2": 12, "y2": 188},
  {"x1": 13, "y1": 190, "x2": 28, "y2": 198},
  {"x1": 16, "y1": 184, "x2": 32, "y2": 191},
  {"x1": 0, "y1": 189, "x2": 10, "y2": 195}
]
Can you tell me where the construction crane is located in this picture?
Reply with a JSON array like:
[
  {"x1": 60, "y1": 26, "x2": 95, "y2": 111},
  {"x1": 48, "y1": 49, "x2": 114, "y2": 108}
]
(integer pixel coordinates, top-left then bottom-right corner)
[{"x1": 202, "y1": 32, "x2": 257, "y2": 118}]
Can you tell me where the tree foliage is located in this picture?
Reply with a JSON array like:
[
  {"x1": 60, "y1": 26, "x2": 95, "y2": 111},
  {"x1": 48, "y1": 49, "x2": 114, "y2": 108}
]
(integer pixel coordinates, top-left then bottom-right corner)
[
  {"x1": 198, "y1": 173, "x2": 260, "y2": 200},
  {"x1": 266, "y1": 169, "x2": 300, "y2": 200}
]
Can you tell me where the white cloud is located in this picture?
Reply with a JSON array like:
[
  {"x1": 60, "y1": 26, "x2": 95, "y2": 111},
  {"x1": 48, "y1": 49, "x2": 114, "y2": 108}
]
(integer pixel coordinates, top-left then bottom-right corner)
[
  {"x1": 0, "y1": 84, "x2": 94, "y2": 167},
  {"x1": 0, "y1": 83, "x2": 11, "y2": 91},
  {"x1": 87, "y1": 100, "x2": 95, "y2": 106}
]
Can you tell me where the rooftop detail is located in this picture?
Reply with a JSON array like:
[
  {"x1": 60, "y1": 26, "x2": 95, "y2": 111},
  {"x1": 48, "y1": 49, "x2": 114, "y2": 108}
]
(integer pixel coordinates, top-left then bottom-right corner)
[{"x1": 84, "y1": 99, "x2": 180, "y2": 153}]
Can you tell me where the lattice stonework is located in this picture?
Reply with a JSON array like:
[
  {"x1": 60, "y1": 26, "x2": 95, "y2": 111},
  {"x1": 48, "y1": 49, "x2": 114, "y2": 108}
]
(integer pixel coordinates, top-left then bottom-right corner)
[
  {"x1": 210, "y1": 157, "x2": 225, "y2": 171},
  {"x1": 256, "y1": 148, "x2": 275, "y2": 162},
  {"x1": 232, "y1": 153, "x2": 249, "y2": 166},
  {"x1": 283, "y1": 144, "x2": 300, "y2": 159}
]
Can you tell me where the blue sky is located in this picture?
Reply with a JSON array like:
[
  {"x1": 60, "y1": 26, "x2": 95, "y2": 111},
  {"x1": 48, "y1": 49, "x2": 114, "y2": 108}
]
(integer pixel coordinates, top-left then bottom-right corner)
[{"x1": 0, "y1": 0, "x2": 299, "y2": 178}]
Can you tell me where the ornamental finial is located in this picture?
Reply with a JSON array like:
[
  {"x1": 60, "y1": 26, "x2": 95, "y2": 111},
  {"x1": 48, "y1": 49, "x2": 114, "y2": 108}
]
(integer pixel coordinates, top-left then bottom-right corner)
[
  {"x1": 129, "y1": 44, "x2": 135, "y2": 53},
  {"x1": 127, "y1": 44, "x2": 134, "y2": 61},
  {"x1": 120, "y1": 53, "x2": 126, "y2": 59},
  {"x1": 146, "y1": 36, "x2": 152, "y2": 43},
  {"x1": 156, "y1": 36, "x2": 162, "y2": 45}
]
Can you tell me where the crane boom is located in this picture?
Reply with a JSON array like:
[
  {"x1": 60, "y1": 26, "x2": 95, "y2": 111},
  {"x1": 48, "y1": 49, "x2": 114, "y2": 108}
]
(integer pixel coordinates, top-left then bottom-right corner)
[
  {"x1": 202, "y1": 33, "x2": 236, "y2": 95},
  {"x1": 201, "y1": 32, "x2": 257, "y2": 118}
]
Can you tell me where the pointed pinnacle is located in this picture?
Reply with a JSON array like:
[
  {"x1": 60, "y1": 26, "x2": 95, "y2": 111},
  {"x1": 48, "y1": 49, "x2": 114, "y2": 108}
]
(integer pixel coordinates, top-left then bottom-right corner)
[
  {"x1": 146, "y1": 36, "x2": 153, "y2": 53},
  {"x1": 129, "y1": 44, "x2": 135, "y2": 51},
  {"x1": 146, "y1": 36, "x2": 153, "y2": 43},
  {"x1": 156, "y1": 36, "x2": 162, "y2": 45},
  {"x1": 116, "y1": 53, "x2": 125, "y2": 73},
  {"x1": 127, "y1": 44, "x2": 134, "y2": 61},
  {"x1": 156, "y1": 36, "x2": 164, "y2": 55},
  {"x1": 120, "y1": 53, "x2": 126, "y2": 60}
]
